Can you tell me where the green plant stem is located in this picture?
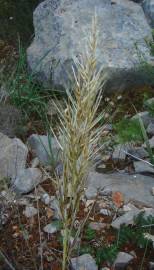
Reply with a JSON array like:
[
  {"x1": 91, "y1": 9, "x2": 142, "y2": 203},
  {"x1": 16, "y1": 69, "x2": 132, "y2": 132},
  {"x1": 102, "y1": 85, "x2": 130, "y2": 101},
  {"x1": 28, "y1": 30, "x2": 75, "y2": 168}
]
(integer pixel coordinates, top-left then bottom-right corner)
[{"x1": 62, "y1": 226, "x2": 69, "y2": 270}]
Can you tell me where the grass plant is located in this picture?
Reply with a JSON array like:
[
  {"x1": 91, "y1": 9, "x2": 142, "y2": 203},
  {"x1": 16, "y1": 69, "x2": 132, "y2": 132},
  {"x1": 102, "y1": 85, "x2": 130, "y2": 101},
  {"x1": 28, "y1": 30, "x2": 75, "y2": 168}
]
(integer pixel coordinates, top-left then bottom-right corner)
[
  {"x1": 6, "y1": 43, "x2": 49, "y2": 120},
  {"x1": 51, "y1": 17, "x2": 106, "y2": 270}
]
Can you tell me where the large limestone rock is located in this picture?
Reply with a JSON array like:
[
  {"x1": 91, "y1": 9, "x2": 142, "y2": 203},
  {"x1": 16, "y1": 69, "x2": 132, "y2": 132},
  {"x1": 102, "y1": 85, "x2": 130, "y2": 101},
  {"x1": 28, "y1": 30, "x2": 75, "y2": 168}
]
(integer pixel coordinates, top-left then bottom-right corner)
[
  {"x1": 0, "y1": 133, "x2": 28, "y2": 180},
  {"x1": 87, "y1": 172, "x2": 154, "y2": 207},
  {"x1": 27, "y1": 0, "x2": 153, "y2": 92}
]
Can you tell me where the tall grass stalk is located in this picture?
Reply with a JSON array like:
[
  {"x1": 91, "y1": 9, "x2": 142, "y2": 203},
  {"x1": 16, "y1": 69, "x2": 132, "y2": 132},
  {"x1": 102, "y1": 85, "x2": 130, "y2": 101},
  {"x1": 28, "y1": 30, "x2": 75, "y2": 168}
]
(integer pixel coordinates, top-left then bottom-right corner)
[{"x1": 51, "y1": 17, "x2": 106, "y2": 270}]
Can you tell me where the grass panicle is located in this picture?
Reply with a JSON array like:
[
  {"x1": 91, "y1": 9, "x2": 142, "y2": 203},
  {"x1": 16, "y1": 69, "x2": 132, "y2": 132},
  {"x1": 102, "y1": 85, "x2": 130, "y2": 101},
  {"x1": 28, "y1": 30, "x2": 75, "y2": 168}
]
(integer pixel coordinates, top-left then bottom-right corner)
[{"x1": 51, "y1": 17, "x2": 107, "y2": 270}]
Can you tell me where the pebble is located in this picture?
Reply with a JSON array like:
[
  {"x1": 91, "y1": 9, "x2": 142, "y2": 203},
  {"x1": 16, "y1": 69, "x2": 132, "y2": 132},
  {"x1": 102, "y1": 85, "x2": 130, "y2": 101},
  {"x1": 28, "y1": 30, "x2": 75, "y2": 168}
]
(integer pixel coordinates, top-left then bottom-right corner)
[
  {"x1": 113, "y1": 252, "x2": 134, "y2": 268},
  {"x1": 41, "y1": 193, "x2": 51, "y2": 205},
  {"x1": 71, "y1": 254, "x2": 98, "y2": 270},
  {"x1": 111, "y1": 208, "x2": 141, "y2": 229},
  {"x1": 23, "y1": 206, "x2": 38, "y2": 218},
  {"x1": 100, "y1": 208, "x2": 112, "y2": 216},
  {"x1": 43, "y1": 222, "x2": 59, "y2": 234}
]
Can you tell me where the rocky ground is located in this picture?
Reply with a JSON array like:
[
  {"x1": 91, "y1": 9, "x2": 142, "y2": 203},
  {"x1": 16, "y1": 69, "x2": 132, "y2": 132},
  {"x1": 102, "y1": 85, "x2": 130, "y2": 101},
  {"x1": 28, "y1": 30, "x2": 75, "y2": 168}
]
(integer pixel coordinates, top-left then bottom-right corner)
[{"x1": 0, "y1": 95, "x2": 154, "y2": 269}]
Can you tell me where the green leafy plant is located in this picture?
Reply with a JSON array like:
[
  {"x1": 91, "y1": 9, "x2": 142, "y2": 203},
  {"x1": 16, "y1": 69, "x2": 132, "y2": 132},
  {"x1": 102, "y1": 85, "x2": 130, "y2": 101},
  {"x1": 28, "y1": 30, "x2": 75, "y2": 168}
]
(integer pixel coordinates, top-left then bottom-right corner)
[
  {"x1": 114, "y1": 118, "x2": 143, "y2": 144},
  {"x1": 118, "y1": 212, "x2": 154, "y2": 249},
  {"x1": 4, "y1": 43, "x2": 49, "y2": 120},
  {"x1": 96, "y1": 244, "x2": 118, "y2": 265},
  {"x1": 84, "y1": 227, "x2": 96, "y2": 241}
]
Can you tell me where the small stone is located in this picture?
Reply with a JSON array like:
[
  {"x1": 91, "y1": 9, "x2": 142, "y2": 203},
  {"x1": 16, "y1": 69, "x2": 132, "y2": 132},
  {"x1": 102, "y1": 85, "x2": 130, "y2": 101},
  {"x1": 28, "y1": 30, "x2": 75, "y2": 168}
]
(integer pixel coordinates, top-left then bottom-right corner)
[
  {"x1": 152, "y1": 187, "x2": 154, "y2": 196},
  {"x1": 23, "y1": 206, "x2": 38, "y2": 218},
  {"x1": 49, "y1": 198, "x2": 61, "y2": 220},
  {"x1": 149, "y1": 262, "x2": 154, "y2": 270},
  {"x1": 129, "y1": 250, "x2": 137, "y2": 258},
  {"x1": 43, "y1": 222, "x2": 59, "y2": 234},
  {"x1": 123, "y1": 203, "x2": 139, "y2": 213},
  {"x1": 85, "y1": 187, "x2": 97, "y2": 200},
  {"x1": 100, "y1": 208, "x2": 112, "y2": 216},
  {"x1": 89, "y1": 222, "x2": 106, "y2": 231},
  {"x1": 11, "y1": 168, "x2": 42, "y2": 194},
  {"x1": 111, "y1": 209, "x2": 141, "y2": 229},
  {"x1": 71, "y1": 254, "x2": 98, "y2": 270},
  {"x1": 41, "y1": 193, "x2": 51, "y2": 205},
  {"x1": 113, "y1": 252, "x2": 134, "y2": 268}
]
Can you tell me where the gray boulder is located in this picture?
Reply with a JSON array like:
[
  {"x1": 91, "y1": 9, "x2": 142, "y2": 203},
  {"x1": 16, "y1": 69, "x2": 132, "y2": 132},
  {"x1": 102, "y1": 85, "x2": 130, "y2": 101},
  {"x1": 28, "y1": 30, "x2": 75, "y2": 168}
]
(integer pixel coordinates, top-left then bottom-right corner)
[
  {"x1": 27, "y1": 0, "x2": 153, "y2": 92},
  {"x1": 0, "y1": 133, "x2": 28, "y2": 180},
  {"x1": 142, "y1": 0, "x2": 154, "y2": 27},
  {"x1": 71, "y1": 254, "x2": 98, "y2": 270},
  {"x1": 87, "y1": 172, "x2": 154, "y2": 207},
  {"x1": 27, "y1": 134, "x2": 61, "y2": 166}
]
